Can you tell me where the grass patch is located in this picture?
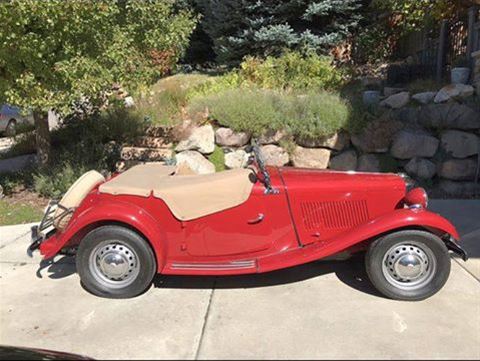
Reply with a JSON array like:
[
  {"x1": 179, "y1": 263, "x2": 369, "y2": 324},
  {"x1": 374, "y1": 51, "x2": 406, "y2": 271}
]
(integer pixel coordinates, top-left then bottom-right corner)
[
  {"x1": 208, "y1": 146, "x2": 226, "y2": 172},
  {"x1": 0, "y1": 199, "x2": 43, "y2": 226}
]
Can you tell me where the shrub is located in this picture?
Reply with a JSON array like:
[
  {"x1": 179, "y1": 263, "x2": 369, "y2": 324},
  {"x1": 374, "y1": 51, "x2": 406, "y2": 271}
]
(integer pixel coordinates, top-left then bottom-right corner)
[
  {"x1": 189, "y1": 88, "x2": 349, "y2": 139},
  {"x1": 33, "y1": 162, "x2": 89, "y2": 199},
  {"x1": 135, "y1": 74, "x2": 212, "y2": 126},
  {"x1": 186, "y1": 72, "x2": 242, "y2": 100},
  {"x1": 189, "y1": 89, "x2": 282, "y2": 136},
  {"x1": 284, "y1": 92, "x2": 350, "y2": 140},
  {"x1": 239, "y1": 52, "x2": 345, "y2": 91},
  {"x1": 17, "y1": 108, "x2": 145, "y2": 198}
]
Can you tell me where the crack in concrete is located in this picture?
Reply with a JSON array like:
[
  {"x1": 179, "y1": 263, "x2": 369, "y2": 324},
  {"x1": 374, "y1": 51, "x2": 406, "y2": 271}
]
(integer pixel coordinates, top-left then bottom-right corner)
[
  {"x1": 194, "y1": 279, "x2": 216, "y2": 360},
  {"x1": 453, "y1": 257, "x2": 480, "y2": 283}
]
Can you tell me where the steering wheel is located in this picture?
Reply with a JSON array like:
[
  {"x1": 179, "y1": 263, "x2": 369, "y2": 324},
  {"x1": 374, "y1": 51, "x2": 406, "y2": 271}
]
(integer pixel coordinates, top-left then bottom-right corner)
[{"x1": 246, "y1": 141, "x2": 276, "y2": 194}]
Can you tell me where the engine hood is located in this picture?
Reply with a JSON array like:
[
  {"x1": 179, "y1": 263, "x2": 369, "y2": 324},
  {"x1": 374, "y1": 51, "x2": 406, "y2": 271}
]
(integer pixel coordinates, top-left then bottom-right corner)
[{"x1": 278, "y1": 167, "x2": 406, "y2": 193}]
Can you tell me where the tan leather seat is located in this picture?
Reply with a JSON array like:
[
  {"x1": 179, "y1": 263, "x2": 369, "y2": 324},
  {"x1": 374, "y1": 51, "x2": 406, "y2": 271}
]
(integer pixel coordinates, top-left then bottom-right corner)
[
  {"x1": 54, "y1": 170, "x2": 106, "y2": 230},
  {"x1": 99, "y1": 163, "x2": 255, "y2": 221}
]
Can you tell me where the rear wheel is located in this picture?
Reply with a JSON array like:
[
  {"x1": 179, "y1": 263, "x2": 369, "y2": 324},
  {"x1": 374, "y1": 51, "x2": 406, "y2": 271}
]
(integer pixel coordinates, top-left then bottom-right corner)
[
  {"x1": 76, "y1": 225, "x2": 157, "y2": 299},
  {"x1": 366, "y1": 230, "x2": 451, "y2": 301},
  {"x1": 5, "y1": 120, "x2": 16, "y2": 137}
]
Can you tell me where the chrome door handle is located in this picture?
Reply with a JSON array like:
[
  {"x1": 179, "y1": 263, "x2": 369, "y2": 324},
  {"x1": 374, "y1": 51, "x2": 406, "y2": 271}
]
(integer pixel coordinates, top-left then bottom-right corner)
[{"x1": 248, "y1": 213, "x2": 265, "y2": 224}]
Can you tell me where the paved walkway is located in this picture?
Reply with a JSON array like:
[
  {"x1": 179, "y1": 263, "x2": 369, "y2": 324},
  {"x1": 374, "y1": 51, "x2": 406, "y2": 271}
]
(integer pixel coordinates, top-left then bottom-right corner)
[{"x1": 0, "y1": 201, "x2": 479, "y2": 359}]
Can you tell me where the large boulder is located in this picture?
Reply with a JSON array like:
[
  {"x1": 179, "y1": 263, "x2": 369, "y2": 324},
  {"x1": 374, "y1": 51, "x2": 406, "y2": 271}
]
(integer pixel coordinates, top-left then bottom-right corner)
[
  {"x1": 296, "y1": 131, "x2": 350, "y2": 151},
  {"x1": 390, "y1": 130, "x2": 439, "y2": 159},
  {"x1": 215, "y1": 127, "x2": 251, "y2": 147},
  {"x1": 329, "y1": 150, "x2": 358, "y2": 171},
  {"x1": 438, "y1": 158, "x2": 477, "y2": 181},
  {"x1": 380, "y1": 91, "x2": 410, "y2": 109},
  {"x1": 260, "y1": 145, "x2": 289, "y2": 167},
  {"x1": 258, "y1": 129, "x2": 286, "y2": 145},
  {"x1": 440, "y1": 130, "x2": 479, "y2": 159},
  {"x1": 412, "y1": 92, "x2": 436, "y2": 104},
  {"x1": 291, "y1": 146, "x2": 331, "y2": 169},
  {"x1": 357, "y1": 154, "x2": 381, "y2": 172},
  {"x1": 419, "y1": 103, "x2": 480, "y2": 130},
  {"x1": 175, "y1": 150, "x2": 215, "y2": 174},
  {"x1": 404, "y1": 157, "x2": 436, "y2": 179},
  {"x1": 224, "y1": 149, "x2": 249, "y2": 169},
  {"x1": 175, "y1": 124, "x2": 215, "y2": 154},
  {"x1": 351, "y1": 115, "x2": 404, "y2": 153},
  {"x1": 434, "y1": 84, "x2": 475, "y2": 103}
]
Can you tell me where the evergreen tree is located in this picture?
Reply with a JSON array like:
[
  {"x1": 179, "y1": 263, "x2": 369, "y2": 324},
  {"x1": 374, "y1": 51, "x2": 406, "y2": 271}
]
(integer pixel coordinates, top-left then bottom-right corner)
[{"x1": 196, "y1": 0, "x2": 363, "y2": 64}]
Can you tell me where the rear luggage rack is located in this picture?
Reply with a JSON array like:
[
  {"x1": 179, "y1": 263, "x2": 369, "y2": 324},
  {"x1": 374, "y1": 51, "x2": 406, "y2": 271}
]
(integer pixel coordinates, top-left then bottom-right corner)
[{"x1": 29, "y1": 201, "x2": 74, "y2": 253}]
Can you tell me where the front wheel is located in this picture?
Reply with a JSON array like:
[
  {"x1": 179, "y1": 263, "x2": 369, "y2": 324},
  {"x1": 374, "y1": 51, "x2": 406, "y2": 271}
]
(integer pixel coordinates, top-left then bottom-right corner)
[
  {"x1": 76, "y1": 225, "x2": 157, "y2": 299},
  {"x1": 366, "y1": 230, "x2": 451, "y2": 301}
]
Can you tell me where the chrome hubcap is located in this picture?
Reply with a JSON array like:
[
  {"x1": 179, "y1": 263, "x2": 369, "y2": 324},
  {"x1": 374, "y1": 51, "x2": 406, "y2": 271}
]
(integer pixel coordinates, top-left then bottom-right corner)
[
  {"x1": 89, "y1": 242, "x2": 139, "y2": 288},
  {"x1": 382, "y1": 242, "x2": 436, "y2": 290}
]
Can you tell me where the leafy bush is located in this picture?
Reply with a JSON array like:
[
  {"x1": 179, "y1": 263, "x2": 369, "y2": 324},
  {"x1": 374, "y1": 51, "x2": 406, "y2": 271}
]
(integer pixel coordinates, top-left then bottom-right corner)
[
  {"x1": 284, "y1": 92, "x2": 350, "y2": 140},
  {"x1": 189, "y1": 88, "x2": 349, "y2": 139},
  {"x1": 4, "y1": 108, "x2": 145, "y2": 198},
  {"x1": 33, "y1": 163, "x2": 89, "y2": 199},
  {"x1": 189, "y1": 89, "x2": 282, "y2": 136},
  {"x1": 186, "y1": 72, "x2": 242, "y2": 100},
  {"x1": 135, "y1": 74, "x2": 212, "y2": 126},
  {"x1": 239, "y1": 52, "x2": 344, "y2": 91}
]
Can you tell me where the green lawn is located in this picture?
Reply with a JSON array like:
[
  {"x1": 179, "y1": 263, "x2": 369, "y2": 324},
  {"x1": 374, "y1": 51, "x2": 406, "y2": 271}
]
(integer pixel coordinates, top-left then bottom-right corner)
[{"x1": 0, "y1": 199, "x2": 43, "y2": 226}]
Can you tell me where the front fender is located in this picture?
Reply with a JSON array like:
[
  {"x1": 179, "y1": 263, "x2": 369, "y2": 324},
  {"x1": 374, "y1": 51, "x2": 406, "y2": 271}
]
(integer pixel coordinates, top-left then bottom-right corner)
[
  {"x1": 259, "y1": 208, "x2": 460, "y2": 273},
  {"x1": 39, "y1": 199, "x2": 167, "y2": 270}
]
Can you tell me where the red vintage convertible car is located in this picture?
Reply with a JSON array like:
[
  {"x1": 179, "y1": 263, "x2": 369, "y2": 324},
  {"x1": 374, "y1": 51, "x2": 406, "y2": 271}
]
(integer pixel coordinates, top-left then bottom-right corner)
[{"x1": 30, "y1": 145, "x2": 467, "y2": 300}]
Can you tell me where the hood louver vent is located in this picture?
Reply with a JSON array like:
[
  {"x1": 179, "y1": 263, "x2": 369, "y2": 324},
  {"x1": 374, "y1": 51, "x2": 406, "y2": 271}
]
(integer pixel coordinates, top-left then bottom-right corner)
[{"x1": 301, "y1": 200, "x2": 369, "y2": 230}]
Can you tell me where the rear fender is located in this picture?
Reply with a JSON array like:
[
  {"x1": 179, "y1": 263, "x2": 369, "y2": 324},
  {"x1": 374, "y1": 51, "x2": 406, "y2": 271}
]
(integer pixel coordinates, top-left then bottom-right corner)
[
  {"x1": 259, "y1": 208, "x2": 460, "y2": 272},
  {"x1": 39, "y1": 200, "x2": 167, "y2": 271}
]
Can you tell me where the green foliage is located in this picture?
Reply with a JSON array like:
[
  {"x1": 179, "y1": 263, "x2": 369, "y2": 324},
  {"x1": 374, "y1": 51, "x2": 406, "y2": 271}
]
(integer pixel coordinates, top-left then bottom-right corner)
[
  {"x1": 0, "y1": 199, "x2": 43, "y2": 226},
  {"x1": 186, "y1": 52, "x2": 344, "y2": 102},
  {"x1": 190, "y1": 89, "x2": 281, "y2": 136},
  {"x1": 284, "y1": 92, "x2": 350, "y2": 140},
  {"x1": 135, "y1": 74, "x2": 211, "y2": 126},
  {"x1": 239, "y1": 52, "x2": 344, "y2": 91},
  {"x1": 196, "y1": 0, "x2": 363, "y2": 64},
  {"x1": 0, "y1": 0, "x2": 197, "y2": 115},
  {"x1": 186, "y1": 72, "x2": 243, "y2": 100},
  {"x1": 4, "y1": 108, "x2": 146, "y2": 198},
  {"x1": 189, "y1": 88, "x2": 349, "y2": 139},
  {"x1": 33, "y1": 163, "x2": 89, "y2": 199},
  {"x1": 208, "y1": 146, "x2": 226, "y2": 172}
]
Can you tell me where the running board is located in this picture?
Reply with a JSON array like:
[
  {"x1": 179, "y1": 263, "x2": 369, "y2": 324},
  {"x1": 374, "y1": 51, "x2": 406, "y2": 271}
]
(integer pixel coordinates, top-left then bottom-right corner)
[{"x1": 166, "y1": 260, "x2": 257, "y2": 274}]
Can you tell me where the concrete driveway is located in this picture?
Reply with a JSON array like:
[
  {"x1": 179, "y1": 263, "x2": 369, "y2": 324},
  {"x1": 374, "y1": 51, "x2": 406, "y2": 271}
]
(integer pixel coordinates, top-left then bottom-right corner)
[{"x1": 0, "y1": 200, "x2": 479, "y2": 359}]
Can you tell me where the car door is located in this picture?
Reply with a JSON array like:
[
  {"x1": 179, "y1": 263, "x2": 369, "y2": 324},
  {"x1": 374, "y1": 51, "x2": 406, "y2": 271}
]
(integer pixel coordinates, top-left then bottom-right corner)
[{"x1": 184, "y1": 186, "x2": 274, "y2": 256}]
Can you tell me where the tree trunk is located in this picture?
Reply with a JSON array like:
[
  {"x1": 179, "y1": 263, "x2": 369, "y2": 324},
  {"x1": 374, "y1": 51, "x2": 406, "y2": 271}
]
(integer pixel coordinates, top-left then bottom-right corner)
[{"x1": 34, "y1": 111, "x2": 51, "y2": 167}]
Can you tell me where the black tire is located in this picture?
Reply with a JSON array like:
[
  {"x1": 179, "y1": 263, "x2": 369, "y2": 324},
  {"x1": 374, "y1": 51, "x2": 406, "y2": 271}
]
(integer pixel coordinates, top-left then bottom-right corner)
[
  {"x1": 76, "y1": 225, "x2": 157, "y2": 299},
  {"x1": 366, "y1": 230, "x2": 451, "y2": 301},
  {"x1": 5, "y1": 120, "x2": 16, "y2": 137}
]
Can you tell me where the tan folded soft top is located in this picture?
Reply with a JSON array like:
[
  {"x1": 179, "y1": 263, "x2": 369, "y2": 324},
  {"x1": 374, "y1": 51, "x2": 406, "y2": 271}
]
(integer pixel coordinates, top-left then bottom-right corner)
[{"x1": 99, "y1": 163, "x2": 255, "y2": 221}]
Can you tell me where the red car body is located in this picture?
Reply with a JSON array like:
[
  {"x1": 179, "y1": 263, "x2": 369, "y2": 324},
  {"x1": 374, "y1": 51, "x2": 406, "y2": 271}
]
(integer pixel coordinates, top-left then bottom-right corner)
[{"x1": 37, "y1": 167, "x2": 460, "y2": 276}]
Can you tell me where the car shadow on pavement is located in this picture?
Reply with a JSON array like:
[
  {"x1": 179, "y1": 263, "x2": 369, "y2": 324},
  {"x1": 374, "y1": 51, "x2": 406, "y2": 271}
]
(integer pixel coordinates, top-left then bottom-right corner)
[
  {"x1": 35, "y1": 256, "x2": 76, "y2": 279},
  {"x1": 153, "y1": 255, "x2": 387, "y2": 299}
]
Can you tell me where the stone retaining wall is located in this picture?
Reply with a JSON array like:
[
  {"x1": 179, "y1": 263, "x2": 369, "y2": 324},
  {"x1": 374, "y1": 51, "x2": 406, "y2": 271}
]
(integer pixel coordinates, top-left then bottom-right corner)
[{"x1": 119, "y1": 82, "x2": 480, "y2": 198}]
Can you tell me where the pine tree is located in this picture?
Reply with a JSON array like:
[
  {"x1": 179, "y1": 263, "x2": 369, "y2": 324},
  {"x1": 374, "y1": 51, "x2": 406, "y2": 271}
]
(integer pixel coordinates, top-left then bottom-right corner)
[{"x1": 195, "y1": 0, "x2": 363, "y2": 64}]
